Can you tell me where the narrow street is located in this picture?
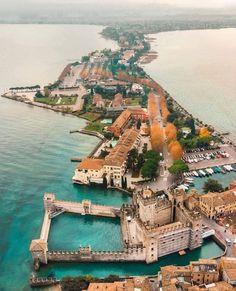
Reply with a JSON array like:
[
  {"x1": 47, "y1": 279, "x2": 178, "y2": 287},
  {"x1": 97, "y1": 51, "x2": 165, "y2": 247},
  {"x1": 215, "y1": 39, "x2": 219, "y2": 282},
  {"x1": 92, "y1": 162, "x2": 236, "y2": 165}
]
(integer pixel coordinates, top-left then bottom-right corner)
[
  {"x1": 202, "y1": 216, "x2": 236, "y2": 257},
  {"x1": 147, "y1": 92, "x2": 175, "y2": 191}
]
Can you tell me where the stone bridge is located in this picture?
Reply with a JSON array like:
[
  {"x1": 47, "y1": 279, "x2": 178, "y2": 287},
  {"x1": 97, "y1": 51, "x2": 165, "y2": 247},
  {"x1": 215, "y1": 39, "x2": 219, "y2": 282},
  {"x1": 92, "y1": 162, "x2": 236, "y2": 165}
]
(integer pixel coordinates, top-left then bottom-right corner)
[{"x1": 45, "y1": 193, "x2": 120, "y2": 218}]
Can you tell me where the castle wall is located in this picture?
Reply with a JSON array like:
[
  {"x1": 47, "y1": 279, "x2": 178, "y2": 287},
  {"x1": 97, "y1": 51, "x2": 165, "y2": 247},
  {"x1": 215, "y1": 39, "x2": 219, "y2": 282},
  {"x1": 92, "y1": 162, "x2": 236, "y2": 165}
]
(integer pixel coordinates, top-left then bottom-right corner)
[
  {"x1": 158, "y1": 227, "x2": 190, "y2": 257},
  {"x1": 47, "y1": 247, "x2": 146, "y2": 263}
]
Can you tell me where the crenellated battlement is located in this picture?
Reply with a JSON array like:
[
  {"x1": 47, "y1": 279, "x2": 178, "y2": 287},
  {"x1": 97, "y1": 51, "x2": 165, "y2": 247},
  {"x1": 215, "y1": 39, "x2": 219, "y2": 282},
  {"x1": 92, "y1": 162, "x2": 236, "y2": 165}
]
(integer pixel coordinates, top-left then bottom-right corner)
[{"x1": 47, "y1": 246, "x2": 146, "y2": 262}]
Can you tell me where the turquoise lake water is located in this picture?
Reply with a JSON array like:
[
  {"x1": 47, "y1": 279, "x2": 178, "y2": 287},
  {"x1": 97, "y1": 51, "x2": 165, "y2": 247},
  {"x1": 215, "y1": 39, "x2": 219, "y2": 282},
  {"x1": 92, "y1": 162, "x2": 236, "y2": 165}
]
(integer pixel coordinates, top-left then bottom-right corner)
[
  {"x1": 0, "y1": 25, "x2": 234, "y2": 290},
  {"x1": 189, "y1": 171, "x2": 236, "y2": 193},
  {"x1": 0, "y1": 97, "x2": 130, "y2": 291}
]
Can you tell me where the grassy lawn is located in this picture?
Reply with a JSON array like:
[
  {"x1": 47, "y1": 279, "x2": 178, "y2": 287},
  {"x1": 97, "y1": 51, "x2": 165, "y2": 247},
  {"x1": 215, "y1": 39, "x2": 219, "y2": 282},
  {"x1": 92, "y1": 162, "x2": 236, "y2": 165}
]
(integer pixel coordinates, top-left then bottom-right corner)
[
  {"x1": 80, "y1": 112, "x2": 102, "y2": 122},
  {"x1": 59, "y1": 96, "x2": 77, "y2": 105},
  {"x1": 34, "y1": 96, "x2": 77, "y2": 106},
  {"x1": 125, "y1": 97, "x2": 141, "y2": 106},
  {"x1": 85, "y1": 122, "x2": 105, "y2": 133}
]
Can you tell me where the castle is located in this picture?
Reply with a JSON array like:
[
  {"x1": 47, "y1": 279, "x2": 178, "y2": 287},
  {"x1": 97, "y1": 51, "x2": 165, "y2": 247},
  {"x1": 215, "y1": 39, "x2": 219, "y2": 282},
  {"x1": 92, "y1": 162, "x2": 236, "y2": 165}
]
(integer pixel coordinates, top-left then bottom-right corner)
[
  {"x1": 30, "y1": 188, "x2": 203, "y2": 268},
  {"x1": 121, "y1": 188, "x2": 203, "y2": 263}
]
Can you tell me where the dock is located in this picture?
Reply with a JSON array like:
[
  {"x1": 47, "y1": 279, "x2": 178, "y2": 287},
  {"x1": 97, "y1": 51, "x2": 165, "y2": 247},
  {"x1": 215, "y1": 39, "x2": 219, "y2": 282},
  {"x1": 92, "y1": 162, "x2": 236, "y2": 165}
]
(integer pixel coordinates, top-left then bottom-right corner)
[
  {"x1": 70, "y1": 157, "x2": 82, "y2": 162},
  {"x1": 69, "y1": 129, "x2": 105, "y2": 141}
]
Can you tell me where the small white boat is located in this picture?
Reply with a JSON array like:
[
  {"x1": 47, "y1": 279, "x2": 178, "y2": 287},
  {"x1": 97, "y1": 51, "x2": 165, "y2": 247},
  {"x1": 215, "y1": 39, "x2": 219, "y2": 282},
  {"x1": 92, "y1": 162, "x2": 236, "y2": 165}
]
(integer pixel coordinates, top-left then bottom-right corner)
[
  {"x1": 193, "y1": 171, "x2": 199, "y2": 177},
  {"x1": 199, "y1": 170, "x2": 206, "y2": 176},
  {"x1": 223, "y1": 165, "x2": 231, "y2": 172}
]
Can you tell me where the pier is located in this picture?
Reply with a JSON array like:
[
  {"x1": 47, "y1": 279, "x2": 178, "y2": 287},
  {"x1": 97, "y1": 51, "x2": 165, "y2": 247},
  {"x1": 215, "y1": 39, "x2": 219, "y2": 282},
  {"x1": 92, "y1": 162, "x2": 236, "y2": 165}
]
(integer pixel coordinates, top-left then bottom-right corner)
[{"x1": 69, "y1": 129, "x2": 105, "y2": 141}]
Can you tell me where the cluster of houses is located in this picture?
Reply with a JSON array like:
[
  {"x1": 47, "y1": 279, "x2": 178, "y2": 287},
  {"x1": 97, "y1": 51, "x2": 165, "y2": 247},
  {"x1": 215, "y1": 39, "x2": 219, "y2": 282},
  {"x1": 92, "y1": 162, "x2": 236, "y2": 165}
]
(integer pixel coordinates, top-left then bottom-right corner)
[
  {"x1": 158, "y1": 257, "x2": 236, "y2": 290},
  {"x1": 79, "y1": 257, "x2": 236, "y2": 291}
]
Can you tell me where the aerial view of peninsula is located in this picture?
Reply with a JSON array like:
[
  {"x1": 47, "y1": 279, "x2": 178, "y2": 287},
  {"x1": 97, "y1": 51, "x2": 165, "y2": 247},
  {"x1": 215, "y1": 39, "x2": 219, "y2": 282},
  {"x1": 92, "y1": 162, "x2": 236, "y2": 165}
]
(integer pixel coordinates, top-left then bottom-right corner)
[{"x1": 1, "y1": 0, "x2": 236, "y2": 290}]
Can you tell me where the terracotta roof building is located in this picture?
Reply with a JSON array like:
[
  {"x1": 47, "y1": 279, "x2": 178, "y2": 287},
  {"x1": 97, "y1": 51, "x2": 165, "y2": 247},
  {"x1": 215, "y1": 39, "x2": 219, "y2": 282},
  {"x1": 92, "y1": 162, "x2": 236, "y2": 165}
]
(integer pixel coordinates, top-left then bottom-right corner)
[
  {"x1": 109, "y1": 109, "x2": 148, "y2": 138},
  {"x1": 199, "y1": 189, "x2": 236, "y2": 219},
  {"x1": 73, "y1": 128, "x2": 140, "y2": 187}
]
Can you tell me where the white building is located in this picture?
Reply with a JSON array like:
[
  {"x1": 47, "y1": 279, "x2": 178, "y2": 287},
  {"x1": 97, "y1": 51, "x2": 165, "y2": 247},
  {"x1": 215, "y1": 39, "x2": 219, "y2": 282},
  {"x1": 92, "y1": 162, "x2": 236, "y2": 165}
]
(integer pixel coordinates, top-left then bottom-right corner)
[{"x1": 73, "y1": 128, "x2": 141, "y2": 187}]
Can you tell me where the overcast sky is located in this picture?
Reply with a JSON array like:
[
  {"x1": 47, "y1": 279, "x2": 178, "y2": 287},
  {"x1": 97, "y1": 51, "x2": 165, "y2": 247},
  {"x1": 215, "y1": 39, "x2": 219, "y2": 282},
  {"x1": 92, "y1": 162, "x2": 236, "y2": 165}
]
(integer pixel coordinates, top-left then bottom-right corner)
[{"x1": 1, "y1": 0, "x2": 236, "y2": 8}]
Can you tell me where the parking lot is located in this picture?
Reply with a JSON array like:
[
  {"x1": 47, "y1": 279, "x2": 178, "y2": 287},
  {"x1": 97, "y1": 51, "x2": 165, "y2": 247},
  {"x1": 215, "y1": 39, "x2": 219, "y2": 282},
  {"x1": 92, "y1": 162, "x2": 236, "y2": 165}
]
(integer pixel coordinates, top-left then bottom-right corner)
[{"x1": 184, "y1": 145, "x2": 236, "y2": 171}]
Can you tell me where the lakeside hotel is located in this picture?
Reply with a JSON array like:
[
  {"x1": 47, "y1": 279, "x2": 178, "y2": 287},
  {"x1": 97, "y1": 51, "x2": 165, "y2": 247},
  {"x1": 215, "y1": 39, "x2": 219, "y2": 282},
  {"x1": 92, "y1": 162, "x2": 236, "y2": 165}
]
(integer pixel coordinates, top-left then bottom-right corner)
[{"x1": 73, "y1": 128, "x2": 141, "y2": 187}]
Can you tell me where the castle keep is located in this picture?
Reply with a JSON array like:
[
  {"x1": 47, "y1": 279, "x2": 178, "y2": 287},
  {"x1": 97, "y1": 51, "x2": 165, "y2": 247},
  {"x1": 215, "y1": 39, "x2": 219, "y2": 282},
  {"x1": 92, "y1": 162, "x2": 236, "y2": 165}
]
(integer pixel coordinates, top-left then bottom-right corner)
[{"x1": 121, "y1": 188, "x2": 203, "y2": 263}]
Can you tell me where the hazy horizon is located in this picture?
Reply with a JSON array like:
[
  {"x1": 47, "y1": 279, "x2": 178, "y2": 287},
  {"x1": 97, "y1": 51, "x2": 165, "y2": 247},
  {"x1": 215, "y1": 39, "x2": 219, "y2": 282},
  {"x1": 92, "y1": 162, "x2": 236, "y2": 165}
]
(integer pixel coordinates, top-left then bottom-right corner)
[{"x1": 0, "y1": 0, "x2": 236, "y2": 24}]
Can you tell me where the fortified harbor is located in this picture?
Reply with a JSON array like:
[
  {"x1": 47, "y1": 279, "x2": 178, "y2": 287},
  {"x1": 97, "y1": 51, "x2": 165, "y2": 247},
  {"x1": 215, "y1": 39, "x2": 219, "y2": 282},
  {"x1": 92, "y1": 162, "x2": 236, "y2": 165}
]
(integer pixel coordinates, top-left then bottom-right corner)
[{"x1": 30, "y1": 188, "x2": 224, "y2": 270}]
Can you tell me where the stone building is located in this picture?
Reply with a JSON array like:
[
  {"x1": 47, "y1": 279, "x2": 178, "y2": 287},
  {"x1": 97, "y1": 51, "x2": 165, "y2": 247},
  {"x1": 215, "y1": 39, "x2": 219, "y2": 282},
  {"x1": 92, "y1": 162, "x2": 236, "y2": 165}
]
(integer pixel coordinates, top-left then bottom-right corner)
[
  {"x1": 122, "y1": 188, "x2": 203, "y2": 263},
  {"x1": 220, "y1": 257, "x2": 236, "y2": 286},
  {"x1": 73, "y1": 128, "x2": 140, "y2": 187},
  {"x1": 191, "y1": 259, "x2": 219, "y2": 285},
  {"x1": 157, "y1": 259, "x2": 234, "y2": 291},
  {"x1": 199, "y1": 190, "x2": 236, "y2": 219},
  {"x1": 85, "y1": 276, "x2": 150, "y2": 291},
  {"x1": 108, "y1": 108, "x2": 148, "y2": 138}
]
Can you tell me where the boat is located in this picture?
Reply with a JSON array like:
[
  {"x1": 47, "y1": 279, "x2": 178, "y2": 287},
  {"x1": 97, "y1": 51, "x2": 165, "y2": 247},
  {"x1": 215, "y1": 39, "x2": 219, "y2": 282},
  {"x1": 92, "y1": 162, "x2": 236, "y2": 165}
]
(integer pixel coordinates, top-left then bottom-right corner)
[
  {"x1": 193, "y1": 171, "x2": 199, "y2": 177},
  {"x1": 185, "y1": 178, "x2": 194, "y2": 182},
  {"x1": 206, "y1": 169, "x2": 212, "y2": 175},
  {"x1": 208, "y1": 168, "x2": 214, "y2": 174},
  {"x1": 223, "y1": 165, "x2": 231, "y2": 172},
  {"x1": 199, "y1": 170, "x2": 206, "y2": 177},
  {"x1": 187, "y1": 182, "x2": 195, "y2": 187},
  {"x1": 179, "y1": 250, "x2": 186, "y2": 256}
]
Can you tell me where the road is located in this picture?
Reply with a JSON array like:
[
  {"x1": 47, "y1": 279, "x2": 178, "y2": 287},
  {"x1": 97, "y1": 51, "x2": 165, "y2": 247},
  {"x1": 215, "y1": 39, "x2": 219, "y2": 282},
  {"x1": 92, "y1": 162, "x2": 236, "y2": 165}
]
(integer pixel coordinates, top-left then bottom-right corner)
[
  {"x1": 202, "y1": 216, "x2": 236, "y2": 257},
  {"x1": 147, "y1": 92, "x2": 175, "y2": 191}
]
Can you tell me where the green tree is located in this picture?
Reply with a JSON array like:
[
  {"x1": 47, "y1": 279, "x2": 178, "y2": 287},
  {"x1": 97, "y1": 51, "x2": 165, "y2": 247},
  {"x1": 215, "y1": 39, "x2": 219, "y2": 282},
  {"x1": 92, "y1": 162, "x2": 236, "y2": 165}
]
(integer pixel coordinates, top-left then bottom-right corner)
[
  {"x1": 168, "y1": 160, "x2": 189, "y2": 175},
  {"x1": 203, "y1": 179, "x2": 224, "y2": 193},
  {"x1": 82, "y1": 55, "x2": 90, "y2": 62},
  {"x1": 137, "y1": 118, "x2": 142, "y2": 130},
  {"x1": 110, "y1": 177, "x2": 114, "y2": 187},
  {"x1": 124, "y1": 177, "x2": 127, "y2": 189},
  {"x1": 35, "y1": 90, "x2": 44, "y2": 98},
  {"x1": 127, "y1": 148, "x2": 139, "y2": 171},
  {"x1": 103, "y1": 176, "x2": 108, "y2": 188},
  {"x1": 144, "y1": 150, "x2": 162, "y2": 162},
  {"x1": 185, "y1": 117, "x2": 196, "y2": 135},
  {"x1": 141, "y1": 159, "x2": 158, "y2": 178}
]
